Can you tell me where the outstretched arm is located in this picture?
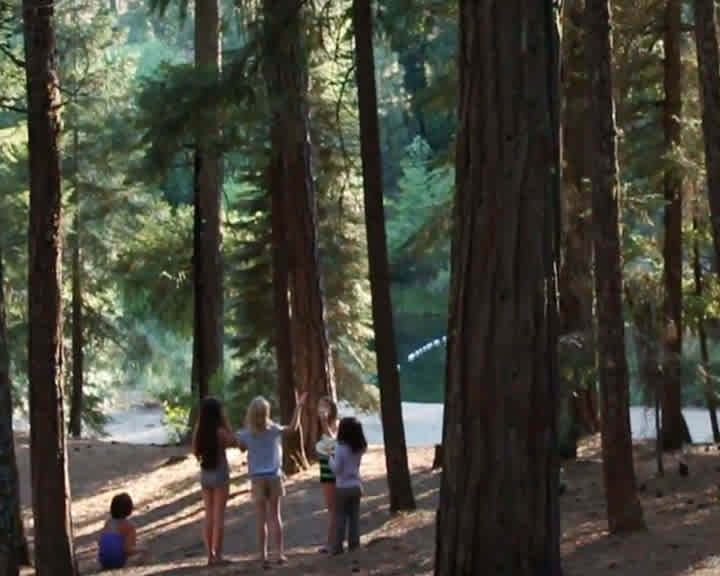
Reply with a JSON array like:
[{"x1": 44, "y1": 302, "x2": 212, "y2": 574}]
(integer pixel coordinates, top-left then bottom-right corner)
[{"x1": 283, "y1": 390, "x2": 308, "y2": 436}]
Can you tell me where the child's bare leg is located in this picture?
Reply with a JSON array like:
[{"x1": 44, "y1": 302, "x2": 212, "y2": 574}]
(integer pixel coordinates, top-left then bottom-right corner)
[
  {"x1": 254, "y1": 499, "x2": 268, "y2": 563},
  {"x1": 202, "y1": 489, "x2": 215, "y2": 563},
  {"x1": 212, "y1": 486, "x2": 229, "y2": 561},
  {"x1": 268, "y1": 496, "x2": 285, "y2": 561},
  {"x1": 322, "y1": 483, "x2": 336, "y2": 550}
]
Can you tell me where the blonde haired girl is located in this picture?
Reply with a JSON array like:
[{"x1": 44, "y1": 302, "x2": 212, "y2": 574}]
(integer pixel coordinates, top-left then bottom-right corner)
[{"x1": 238, "y1": 390, "x2": 307, "y2": 568}]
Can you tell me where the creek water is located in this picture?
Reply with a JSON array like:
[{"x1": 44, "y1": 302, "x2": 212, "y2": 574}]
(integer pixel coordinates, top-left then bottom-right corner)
[{"x1": 72, "y1": 403, "x2": 720, "y2": 447}]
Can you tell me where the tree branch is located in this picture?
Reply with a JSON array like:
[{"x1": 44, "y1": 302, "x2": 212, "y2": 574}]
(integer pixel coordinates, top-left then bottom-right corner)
[
  {"x1": 0, "y1": 43, "x2": 24, "y2": 68},
  {"x1": 0, "y1": 101, "x2": 26, "y2": 114}
]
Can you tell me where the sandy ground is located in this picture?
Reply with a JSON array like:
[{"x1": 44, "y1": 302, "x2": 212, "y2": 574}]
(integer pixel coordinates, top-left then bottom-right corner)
[{"x1": 13, "y1": 434, "x2": 720, "y2": 575}]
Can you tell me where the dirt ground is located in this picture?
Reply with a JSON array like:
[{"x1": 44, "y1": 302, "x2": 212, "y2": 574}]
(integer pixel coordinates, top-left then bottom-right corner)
[{"x1": 13, "y1": 434, "x2": 720, "y2": 575}]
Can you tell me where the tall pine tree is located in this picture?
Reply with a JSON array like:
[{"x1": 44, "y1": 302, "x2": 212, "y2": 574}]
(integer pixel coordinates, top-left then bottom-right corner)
[
  {"x1": 22, "y1": 0, "x2": 78, "y2": 571},
  {"x1": 435, "y1": 1, "x2": 562, "y2": 573},
  {"x1": 661, "y1": 0, "x2": 690, "y2": 450},
  {"x1": 263, "y1": 0, "x2": 336, "y2": 461},
  {"x1": 586, "y1": 0, "x2": 645, "y2": 533},
  {"x1": 191, "y1": 0, "x2": 224, "y2": 417},
  {"x1": 352, "y1": 0, "x2": 414, "y2": 511}
]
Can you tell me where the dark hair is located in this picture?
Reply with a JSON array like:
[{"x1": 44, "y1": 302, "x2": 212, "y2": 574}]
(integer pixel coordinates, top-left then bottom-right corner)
[
  {"x1": 337, "y1": 417, "x2": 367, "y2": 454},
  {"x1": 194, "y1": 397, "x2": 224, "y2": 470},
  {"x1": 110, "y1": 493, "x2": 133, "y2": 519}
]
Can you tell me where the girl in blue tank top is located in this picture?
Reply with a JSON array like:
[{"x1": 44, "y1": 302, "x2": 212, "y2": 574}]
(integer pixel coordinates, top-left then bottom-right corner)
[{"x1": 98, "y1": 493, "x2": 150, "y2": 570}]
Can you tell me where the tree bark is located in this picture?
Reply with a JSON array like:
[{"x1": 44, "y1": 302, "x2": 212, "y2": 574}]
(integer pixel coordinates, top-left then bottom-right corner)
[
  {"x1": 661, "y1": 0, "x2": 690, "y2": 451},
  {"x1": 559, "y1": 0, "x2": 598, "y2": 455},
  {"x1": 693, "y1": 211, "x2": 720, "y2": 442},
  {"x1": 22, "y1": 0, "x2": 78, "y2": 571},
  {"x1": 262, "y1": 0, "x2": 336, "y2": 460},
  {"x1": 191, "y1": 0, "x2": 223, "y2": 419},
  {"x1": 0, "y1": 250, "x2": 24, "y2": 576},
  {"x1": 352, "y1": 0, "x2": 415, "y2": 512},
  {"x1": 270, "y1": 125, "x2": 308, "y2": 474},
  {"x1": 68, "y1": 127, "x2": 82, "y2": 439},
  {"x1": 586, "y1": 0, "x2": 645, "y2": 533},
  {"x1": 694, "y1": 0, "x2": 720, "y2": 294},
  {"x1": 434, "y1": 2, "x2": 563, "y2": 573}
]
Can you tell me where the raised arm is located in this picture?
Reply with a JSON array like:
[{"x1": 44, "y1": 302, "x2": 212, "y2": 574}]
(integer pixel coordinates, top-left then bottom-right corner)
[{"x1": 283, "y1": 390, "x2": 308, "y2": 435}]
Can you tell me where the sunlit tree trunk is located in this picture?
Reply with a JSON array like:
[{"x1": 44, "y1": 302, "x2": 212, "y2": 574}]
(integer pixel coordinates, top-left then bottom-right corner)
[
  {"x1": 661, "y1": 0, "x2": 690, "y2": 450},
  {"x1": 434, "y1": 2, "x2": 563, "y2": 573},
  {"x1": 586, "y1": 0, "x2": 645, "y2": 533},
  {"x1": 22, "y1": 0, "x2": 78, "y2": 571},
  {"x1": 191, "y1": 0, "x2": 223, "y2": 421},
  {"x1": 352, "y1": 0, "x2": 415, "y2": 511},
  {"x1": 269, "y1": 127, "x2": 307, "y2": 473},
  {"x1": 263, "y1": 0, "x2": 336, "y2": 460}
]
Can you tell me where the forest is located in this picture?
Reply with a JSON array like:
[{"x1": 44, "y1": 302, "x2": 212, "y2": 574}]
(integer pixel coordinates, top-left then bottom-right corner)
[
  {"x1": 1, "y1": 0, "x2": 456, "y2": 432},
  {"x1": 4, "y1": 0, "x2": 720, "y2": 574}
]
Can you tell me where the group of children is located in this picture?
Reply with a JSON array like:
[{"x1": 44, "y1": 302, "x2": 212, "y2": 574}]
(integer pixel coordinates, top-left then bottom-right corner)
[{"x1": 97, "y1": 392, "x2": 367, "y2": 570}]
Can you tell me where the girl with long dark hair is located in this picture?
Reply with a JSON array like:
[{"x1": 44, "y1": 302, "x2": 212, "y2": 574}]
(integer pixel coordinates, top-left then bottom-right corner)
[
  {"x1": 329, "y1": 417, "x2": 367, "y2": 554},
  {"x1": 192, "y1": 397, "x2": 238, "y2": 565}
]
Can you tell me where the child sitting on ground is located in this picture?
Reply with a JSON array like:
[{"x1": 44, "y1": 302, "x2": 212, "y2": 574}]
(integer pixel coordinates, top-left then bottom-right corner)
[{"x1": 98, "y1": 492, "x2": 150, "y2": 570}]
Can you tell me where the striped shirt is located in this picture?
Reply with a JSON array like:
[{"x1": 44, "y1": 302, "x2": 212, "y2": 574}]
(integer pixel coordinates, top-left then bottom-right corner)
[{"x1": 316, "y1": 435, "x2": 336, "y2": 483}]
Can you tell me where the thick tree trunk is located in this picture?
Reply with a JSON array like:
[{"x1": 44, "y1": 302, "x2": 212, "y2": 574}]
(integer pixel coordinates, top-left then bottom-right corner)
[
  {"x1": 270, "y1": 126, "x2": 308, "y2": 474},
  {"x1": 694, "y1": 0, "x2": 720, "y2": 292},
  {"x1": 0, "y1": 251, "x2": 24, "y2": 576},
  {"x1": 694, "y1": 0, "x2": 720, "y2": 443},
  {"x1": 263, "y1": 0, "x2": 336, "y2": 460},
  {"x1": 22, "y1": 0, "x2": 78, "y2": 572},
  {"x1": 68, "y1": 127, "x2": 82, "y2": 439},
  {"x1": 191, "y1": 0, "x2": 223, "y2": 417},
  {"x1": 352, "y1": 0, "x2": 415, "y2": 512},
  {"x1": 434, "y1": 2, "x2": 563, "y2": 574},
  {"x1": 586, "y1": 0, "x2": 645, "y2": 533},
  {"x1": 661, "y1": 0, "x2": 690, "y2": 451},
  {"x1": 693, "y1": 212, "x2": 720, "y2": 442}
]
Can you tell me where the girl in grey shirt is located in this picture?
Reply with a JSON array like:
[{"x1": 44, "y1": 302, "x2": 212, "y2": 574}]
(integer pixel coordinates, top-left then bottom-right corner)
[{"x1": 329, "y1": 417, "x2": 367, "y2": 554}]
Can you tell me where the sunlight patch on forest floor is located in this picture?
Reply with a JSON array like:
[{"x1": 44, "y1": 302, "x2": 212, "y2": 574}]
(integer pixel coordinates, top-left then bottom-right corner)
[{"x1": 14, "y1": 435, "x2": 720, "y2": 575}]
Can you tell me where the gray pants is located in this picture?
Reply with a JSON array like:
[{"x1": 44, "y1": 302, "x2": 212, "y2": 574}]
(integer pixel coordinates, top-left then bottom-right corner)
[{"x1": 333, "y1": 486, "x2": 361, "y2": 553}]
